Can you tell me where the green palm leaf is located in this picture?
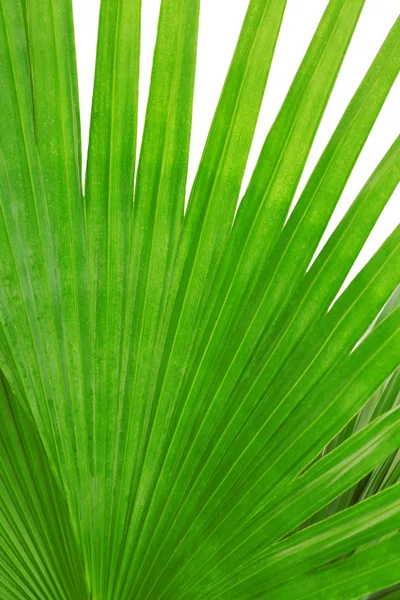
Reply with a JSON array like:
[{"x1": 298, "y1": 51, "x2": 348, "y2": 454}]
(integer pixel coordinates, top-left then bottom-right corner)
[{"x1": 0, "y1": 0, "x2": 399, "y2": 598}]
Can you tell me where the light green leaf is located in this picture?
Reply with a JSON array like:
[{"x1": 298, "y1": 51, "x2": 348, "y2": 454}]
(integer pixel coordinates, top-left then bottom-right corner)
[
  {"x1": 0, "y1": 1, "x2": 399, "y2": 599},
  {"x1": 84, "y1": 0, "x2": 141, "y2": 593}
]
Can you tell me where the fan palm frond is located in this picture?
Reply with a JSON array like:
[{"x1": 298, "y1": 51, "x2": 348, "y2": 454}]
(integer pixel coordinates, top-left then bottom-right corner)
[{"x1": 0, "y1": 1, "x2": 399, "y2": 598}]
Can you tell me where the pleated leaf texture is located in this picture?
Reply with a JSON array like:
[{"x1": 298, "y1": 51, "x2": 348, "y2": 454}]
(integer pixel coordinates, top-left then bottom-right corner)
[{"x1": 0, "y1": 0, "x2": 399, "y2": 598}]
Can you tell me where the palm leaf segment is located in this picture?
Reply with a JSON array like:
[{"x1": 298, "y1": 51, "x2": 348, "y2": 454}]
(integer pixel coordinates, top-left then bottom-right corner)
[{"x1": 0, "y1": 0, "x2": 399, "y2": 598}]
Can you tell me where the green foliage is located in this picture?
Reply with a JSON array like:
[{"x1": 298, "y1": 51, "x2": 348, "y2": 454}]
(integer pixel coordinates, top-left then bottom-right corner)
[{"x1": 0, "y1": 0, "x2": 399, "y2": 598}]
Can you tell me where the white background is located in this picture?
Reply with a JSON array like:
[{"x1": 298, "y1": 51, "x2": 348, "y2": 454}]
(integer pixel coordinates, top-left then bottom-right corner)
[{"x1": 72, "y1": 0, "x2": 400, "y2": 289}]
